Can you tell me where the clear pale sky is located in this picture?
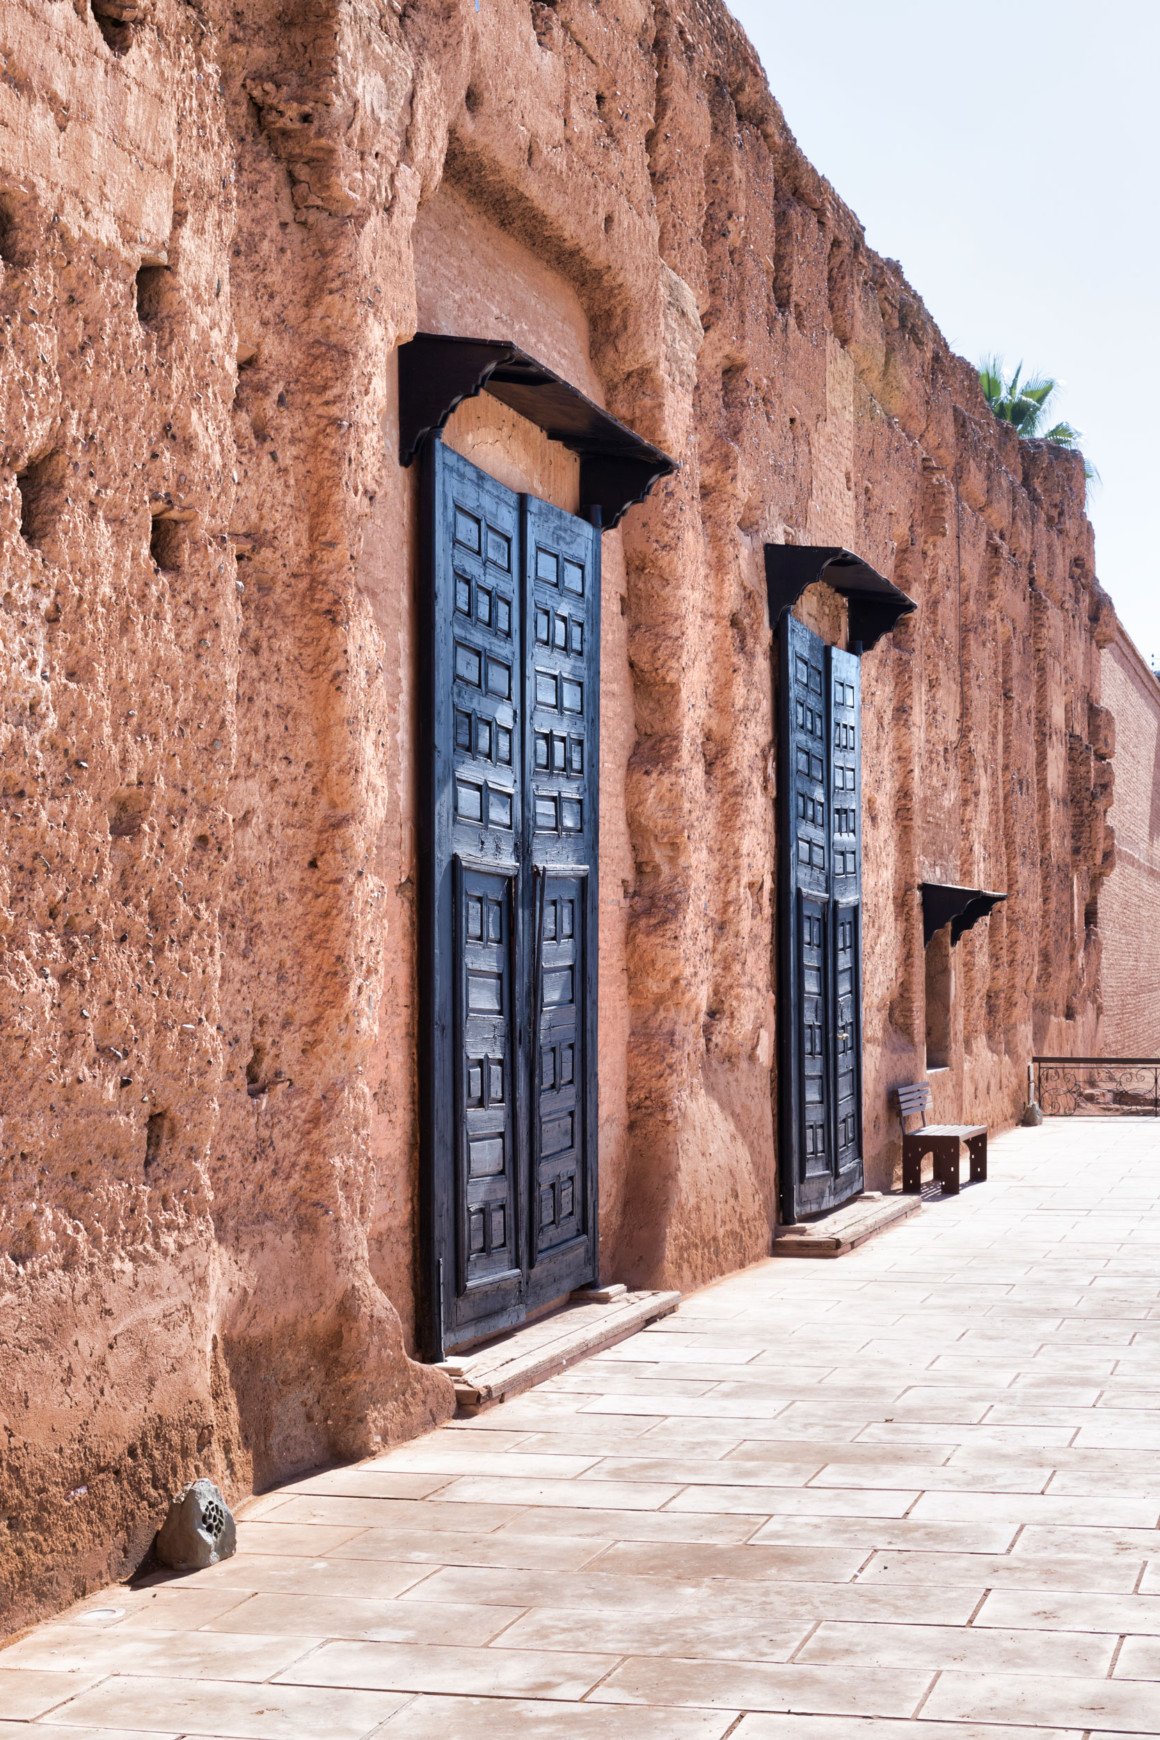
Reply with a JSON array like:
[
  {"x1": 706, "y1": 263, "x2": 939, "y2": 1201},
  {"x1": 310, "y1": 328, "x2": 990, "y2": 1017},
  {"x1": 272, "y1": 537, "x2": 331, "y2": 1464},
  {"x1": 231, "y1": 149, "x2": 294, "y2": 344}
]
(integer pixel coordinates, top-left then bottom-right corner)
[{"x1": 726, "y1": 0, "x2": 1159, "y2": 669}]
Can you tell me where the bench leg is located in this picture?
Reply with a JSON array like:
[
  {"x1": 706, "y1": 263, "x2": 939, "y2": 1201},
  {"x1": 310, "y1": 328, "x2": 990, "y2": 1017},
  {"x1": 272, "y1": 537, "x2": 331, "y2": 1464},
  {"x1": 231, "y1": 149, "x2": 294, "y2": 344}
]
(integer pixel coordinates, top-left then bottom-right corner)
[
  {"x1": 968, "y1": 1133, "x2": 988, "y2": 1184},
  {"x1": 935, "y1": 1140, "x2": 961, "y2": 1195},
  {"x1": 902, "y1": 1139, "x2": 924, "y2": 1194}
]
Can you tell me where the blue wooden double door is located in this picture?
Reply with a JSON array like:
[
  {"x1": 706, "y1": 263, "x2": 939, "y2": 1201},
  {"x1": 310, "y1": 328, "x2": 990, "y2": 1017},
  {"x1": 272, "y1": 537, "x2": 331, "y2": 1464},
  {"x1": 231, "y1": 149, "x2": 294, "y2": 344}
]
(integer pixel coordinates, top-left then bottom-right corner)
[
  {"x1": 420, "y1": 442, "x2": 600, "y2": 1356},
  {"x1": 779, "y1": 615, "x2": 865, "y2": 1221}
]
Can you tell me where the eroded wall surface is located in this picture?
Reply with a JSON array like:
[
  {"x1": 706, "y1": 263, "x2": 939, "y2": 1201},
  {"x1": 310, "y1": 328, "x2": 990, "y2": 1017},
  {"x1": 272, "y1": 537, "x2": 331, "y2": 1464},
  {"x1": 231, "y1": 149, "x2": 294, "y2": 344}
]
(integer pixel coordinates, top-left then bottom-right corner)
[
  {"x1": 0, "y1": 0, "x2": 1131, "y2": 1630},
  {"x1": 1097, "y1": 629, "x2": 1160, "y2": 1052}
]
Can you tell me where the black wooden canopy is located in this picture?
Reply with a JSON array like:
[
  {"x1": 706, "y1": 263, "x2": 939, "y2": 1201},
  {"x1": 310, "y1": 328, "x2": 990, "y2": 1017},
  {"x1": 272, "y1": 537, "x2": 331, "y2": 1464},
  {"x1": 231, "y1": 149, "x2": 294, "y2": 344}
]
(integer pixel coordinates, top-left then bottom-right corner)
[
  {"x1": 398, "y1": 333, "x2": 677, "y2": 530},
  {"x1": 765, "y1": 545, "x2": 916, "y2": 653},
  {"x1": 921, "y1": 882, "x2": 1007, "y2": 947}
]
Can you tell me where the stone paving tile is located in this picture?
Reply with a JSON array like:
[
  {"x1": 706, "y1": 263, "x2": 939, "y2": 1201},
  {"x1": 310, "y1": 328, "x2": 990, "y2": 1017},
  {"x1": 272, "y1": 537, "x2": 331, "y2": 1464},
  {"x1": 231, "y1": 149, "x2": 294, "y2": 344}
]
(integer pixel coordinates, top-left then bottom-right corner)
[
  {"x1": 587, "y1": 1656, "x2": 931, "y2": 1716},
  {"x1": 577, "y1": 1539, "x2": 870, "y2": 1582},
  {"x1": 0, "y1": 1623, "x2": 321, "y2": 1681},
  {"x1": 226, "y1": 1519, "x2": 371, "y2": 1554},
  {"x1": 745, "y1": 1514, "x2": 1021, "y2": 1552},
  {"x1": 358, "y1": 1447, "x2": 604, "y2": 1480},
  {"x1": 240, "y1": 1498, "x2": 501, "y2": 1533},
  {"x1": 273, "y1": 1639, "x2": 616, "y2": 1698},
  {"x1": 5, "y1": 1119, "x2": 1160, "y2": 1737},
  {"x1": 666, "y1": 1481, "x2": 920, "y2": 1516},
  {"x1": 375, "y1": 1696, "x2": 735, "y2": 1736},
  {"x1": 298, "y1": 1524, "x2": 611, "y2": 1572},
  {"x1": 908, "y1": 1486, "x2": 1160, "y2": 1526},
  {"x1": 430, "y1": 1471, "x2": 692, "y2": 1509},
  {"x1": 489, "y1": 1504, "x2": 768, "y2": 1542},
  {"x1": 394, "y1": 1561, "x2": 986, "y2": 1625},
  {"x1": 856, "y1": 1548, "x2": 1146, "y2": 1592},
  {"x1": 37, "y1": 1677, "x2": 411, "y2": 1737},
  {"x1": 922, "y1": 1667, "x2": 1160, "y2": 1732},
  {"x1": 808, "y1": 1456, "x2": 1054, "y2": 1490},
  {"x1": 857, "y1": 1418, "x2": 1078, "y2": 1448},
  {"x1": 730, "y1": 1722, "x2": 1083, "y2": 1739},
  {"x1": 189, "y1": 1552, "x2": 441, "y2": 1597},
  {"x1": 0, "y1": 1727, "x2": 185, "y2": 1740},
  {"x1": 555, "y1": 1360, "x2": 834, "y2": 1390},
  {"x1": 201, "y1": 1592, "x2": 522, "y2": 1645},
  {"x1": 244, "y1": 1471, "x2": 447, "y2": 1509},
  {"x1": 0, "y1": 1666, "x2": 100, "y2": 1719},
  {"x1": 62, "y1": 1584, "x2": 260, "y2": 1631},
  {"x1": 793, "y1": 1617, "x2": 1116, "y2": 1676},
  {"x1": 493, "y1": 1603, "x2": 812, "y2": 1661},
  {"x1": 976, "y1": 1587, "x2": 1160, "y2": 1632},
  {"x1": 575, "y1": 1452, "x2": 825, "y2": 1485},
  {"x1": 1115, "y1": 1634, "x2": 1160, "y2": 1678}
]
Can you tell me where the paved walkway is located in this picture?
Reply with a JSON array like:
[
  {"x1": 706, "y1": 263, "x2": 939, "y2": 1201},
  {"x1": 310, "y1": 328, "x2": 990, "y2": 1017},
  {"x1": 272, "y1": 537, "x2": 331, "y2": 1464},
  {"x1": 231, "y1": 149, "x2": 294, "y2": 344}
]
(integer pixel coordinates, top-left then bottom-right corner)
[{"x1": 4, "y1": 1119, "x2": 1160, "y2": 1738}]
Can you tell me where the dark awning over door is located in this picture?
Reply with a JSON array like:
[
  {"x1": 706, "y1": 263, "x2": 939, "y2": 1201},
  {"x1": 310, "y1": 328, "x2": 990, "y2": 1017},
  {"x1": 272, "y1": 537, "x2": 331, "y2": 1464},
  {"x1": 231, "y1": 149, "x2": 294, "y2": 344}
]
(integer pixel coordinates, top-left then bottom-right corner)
[
  {"x1": 765, "y1": 545, "x2": 916, "y2": 652},
  {"x1": 398, "y1": 333, "x2": 677, "y2": 530},
  {"x1": 921, "y1": 882, "x2": 1007, "y2": 946}
]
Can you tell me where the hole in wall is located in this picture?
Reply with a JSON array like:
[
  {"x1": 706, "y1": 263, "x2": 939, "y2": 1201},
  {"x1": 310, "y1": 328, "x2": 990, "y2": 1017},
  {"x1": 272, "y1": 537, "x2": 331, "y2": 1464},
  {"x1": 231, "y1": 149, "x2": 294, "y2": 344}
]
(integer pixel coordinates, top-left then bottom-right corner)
[
  {"x1": 149, "y1": 514, "x2": 184, "y2": 572},
  {"x1": 0, "y1": 197, "x2": 19, "y2": 267},
  {"x1": 464, "y1": 85, "x2": 482, "y2": 114},
  {"x1": 90, "y1": 0, "x2": 136, "y2": 55},
  {"x1": 143, "y1": 1111, "x2": 167, "y2": 1175},
  {"x1": 16, "y1": 454, "x2": 64, "y2": 551},
  {"x1": 109, "y1": 789, "x2": 148, "y2": 839},
  {"x1": 1084, "y1": 893, "x2": 1099, "y2": 930},
  {"x1": 246, "y1": 1043, "x2": 267, "y2": 1098},
  {"x1": 135, "y1": 263, "x2": 173, "y2": 325}
]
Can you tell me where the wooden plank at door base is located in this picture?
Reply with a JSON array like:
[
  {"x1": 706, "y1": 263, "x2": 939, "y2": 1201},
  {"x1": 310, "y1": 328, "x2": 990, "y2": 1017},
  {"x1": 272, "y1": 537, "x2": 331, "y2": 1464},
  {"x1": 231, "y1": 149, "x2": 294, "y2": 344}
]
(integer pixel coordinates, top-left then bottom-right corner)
[
  {"x1": 772, "y1": 1190, "x2": 920, "y2": 1258},
  {"x1": 437, "y1": 1286, "x2": 681, "y2": 1410}
]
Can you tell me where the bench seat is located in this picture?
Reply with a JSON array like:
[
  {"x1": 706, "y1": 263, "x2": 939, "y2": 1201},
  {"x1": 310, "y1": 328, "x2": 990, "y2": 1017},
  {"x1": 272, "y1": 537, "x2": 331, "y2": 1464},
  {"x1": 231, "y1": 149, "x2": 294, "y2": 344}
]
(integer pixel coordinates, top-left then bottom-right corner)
[{"x1": 894, "y1": 1085, "x2": 988, "y2": 1197}]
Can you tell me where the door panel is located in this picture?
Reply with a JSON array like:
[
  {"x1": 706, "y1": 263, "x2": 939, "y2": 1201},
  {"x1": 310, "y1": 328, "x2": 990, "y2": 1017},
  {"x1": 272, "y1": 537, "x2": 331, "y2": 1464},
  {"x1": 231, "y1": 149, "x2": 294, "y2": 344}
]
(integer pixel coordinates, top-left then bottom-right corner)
[
  {"x1": 778, "y1": 614, "x2": 864, "y2": 1222},
  {"x1": 829, "y1": 644, "x2": 863, "y2": 1188},
  {"x1": 523, "y1": 493, "x2": 599, "y2": 1308},
  {"x1": 797, "y1": 891, "x2": 832, "y2": 1178},
  {"x1": 833, "y1": 901, "x2": 862, "y2": 1173},
  {"x1": 533, "y1": 870, "x2": 588, "y2": 1264},
  {"x1": 424, "y1": 444, "x2": 526, "y2": 1350},
  {"x1": 454, "y1": 859, "x2": 520, "y2": 1294},
  {"x1": 421, "y1": 442, "x2": 599, "y2": 1357}
]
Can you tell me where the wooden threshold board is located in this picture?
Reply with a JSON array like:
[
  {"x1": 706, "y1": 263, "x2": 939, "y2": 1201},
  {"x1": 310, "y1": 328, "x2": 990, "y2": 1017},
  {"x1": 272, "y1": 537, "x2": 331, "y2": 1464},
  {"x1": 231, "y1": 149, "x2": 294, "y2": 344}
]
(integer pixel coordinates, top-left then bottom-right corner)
[
  {"x1": 436, "y1": 1285, "x2": 681, "y2": 1411},
  {"x1": 772, "y1": 1189, "x2": 920, "y2": 1258}
]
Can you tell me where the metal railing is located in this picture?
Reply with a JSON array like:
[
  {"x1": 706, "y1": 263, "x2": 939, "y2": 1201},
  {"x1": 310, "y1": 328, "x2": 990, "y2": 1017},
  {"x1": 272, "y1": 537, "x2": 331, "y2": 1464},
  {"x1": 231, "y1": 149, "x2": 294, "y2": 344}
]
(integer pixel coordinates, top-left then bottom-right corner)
[{"x1": 1031, "y1": 1057, "x2": 1160, "y2": 1118}]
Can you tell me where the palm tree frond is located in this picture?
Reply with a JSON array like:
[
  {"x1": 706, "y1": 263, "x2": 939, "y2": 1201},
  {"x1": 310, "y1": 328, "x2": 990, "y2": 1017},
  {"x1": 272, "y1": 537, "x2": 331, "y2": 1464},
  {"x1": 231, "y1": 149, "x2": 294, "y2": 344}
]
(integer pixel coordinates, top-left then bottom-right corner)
[{"x1": 977, "y1": 357, "x2": 1094, "y2": 482}]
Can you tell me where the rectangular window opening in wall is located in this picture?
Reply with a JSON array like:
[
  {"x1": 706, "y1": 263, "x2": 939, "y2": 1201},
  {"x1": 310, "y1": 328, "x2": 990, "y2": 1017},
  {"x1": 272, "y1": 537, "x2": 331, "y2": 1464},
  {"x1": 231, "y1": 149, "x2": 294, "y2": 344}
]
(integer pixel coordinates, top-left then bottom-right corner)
[{"x1": 925, "y1": 925, "x2": 952, "y2": 1071}]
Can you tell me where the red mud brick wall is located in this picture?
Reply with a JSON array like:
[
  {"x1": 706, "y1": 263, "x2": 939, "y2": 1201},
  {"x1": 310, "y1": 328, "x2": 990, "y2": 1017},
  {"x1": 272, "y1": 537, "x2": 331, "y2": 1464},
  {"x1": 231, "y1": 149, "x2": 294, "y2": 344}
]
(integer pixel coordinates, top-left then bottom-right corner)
[
  {"x1": 0, "y1": 0, "x2": 1134, "y2": 1633},
  {"x1": 1097, "y1": 628, "x2": 1160, "y2": 1052}
]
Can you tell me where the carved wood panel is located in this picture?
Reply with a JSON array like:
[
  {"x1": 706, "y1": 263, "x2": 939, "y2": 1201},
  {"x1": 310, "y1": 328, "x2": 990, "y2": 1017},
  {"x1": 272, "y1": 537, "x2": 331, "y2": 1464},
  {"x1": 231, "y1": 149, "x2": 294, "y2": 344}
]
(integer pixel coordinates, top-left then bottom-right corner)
[
  {"x1": 422, "y1": 442, "x2": 599, "y2": 1355},
  {"x1": 779, "y1": 615, "x2": 864, "y2": 1221}
]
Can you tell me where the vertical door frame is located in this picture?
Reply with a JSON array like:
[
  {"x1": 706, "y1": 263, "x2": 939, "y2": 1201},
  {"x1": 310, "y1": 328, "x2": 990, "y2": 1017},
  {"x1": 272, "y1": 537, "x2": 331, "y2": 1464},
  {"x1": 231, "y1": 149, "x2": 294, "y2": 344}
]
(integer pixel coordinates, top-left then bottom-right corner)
[
  {"x1": 520, "y1": 491, "x2": 602, "y2": 1314},
  {"x1": 417, "y1": 436, "x2": 601, "y2": 1360},
  {"x1": 776, "y1": 613, "x2": 865, "y2": 1225}
]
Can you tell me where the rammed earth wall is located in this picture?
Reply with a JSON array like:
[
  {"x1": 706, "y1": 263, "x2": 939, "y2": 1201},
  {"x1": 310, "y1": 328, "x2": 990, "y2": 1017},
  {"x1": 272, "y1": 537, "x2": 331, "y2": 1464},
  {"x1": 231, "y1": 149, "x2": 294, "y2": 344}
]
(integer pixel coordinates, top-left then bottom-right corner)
[
  {"x1": 1, "y1": 0, "x2": 1153, "y2": 1633},
  {"x1": 1097, "y1": 627, "x2": 1160, "y2": 1053}
]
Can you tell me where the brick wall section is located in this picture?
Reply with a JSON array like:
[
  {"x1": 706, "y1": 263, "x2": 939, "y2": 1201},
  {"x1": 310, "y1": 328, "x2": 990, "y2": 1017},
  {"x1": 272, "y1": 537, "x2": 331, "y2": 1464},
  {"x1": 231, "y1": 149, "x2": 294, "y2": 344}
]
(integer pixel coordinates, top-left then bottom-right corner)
[
  {"x1": 0, "y1": 0, "x2": 1141, "y2": 1630},
  {"x1": 1098, "y1": 628, "x2": 1160, "y2": 1051}
]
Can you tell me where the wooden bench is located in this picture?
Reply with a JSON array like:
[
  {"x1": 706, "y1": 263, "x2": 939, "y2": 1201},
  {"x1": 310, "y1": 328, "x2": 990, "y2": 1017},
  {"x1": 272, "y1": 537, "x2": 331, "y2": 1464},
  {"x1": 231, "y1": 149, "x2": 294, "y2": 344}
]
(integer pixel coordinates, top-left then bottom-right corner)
[{"x1": 895, "y1": 1083, "x2": 987, "y2": 1196}]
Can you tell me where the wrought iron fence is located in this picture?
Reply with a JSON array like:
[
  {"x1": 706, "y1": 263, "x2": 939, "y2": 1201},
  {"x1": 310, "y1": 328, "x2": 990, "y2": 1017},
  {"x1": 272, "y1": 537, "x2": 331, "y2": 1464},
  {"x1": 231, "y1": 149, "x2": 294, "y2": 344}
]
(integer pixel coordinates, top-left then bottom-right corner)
[{"x1": 1032, "y1": 1057, "x2": 1160, "y2": 1117}]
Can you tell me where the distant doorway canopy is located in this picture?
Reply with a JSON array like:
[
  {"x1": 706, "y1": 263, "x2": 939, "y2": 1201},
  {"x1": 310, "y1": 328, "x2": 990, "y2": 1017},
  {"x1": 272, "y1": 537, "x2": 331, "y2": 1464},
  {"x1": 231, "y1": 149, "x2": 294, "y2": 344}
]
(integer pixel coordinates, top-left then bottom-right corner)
[
  {"x1": 765, "y1": 545, "x2": 917, "y2": 653},
  {"x1": 921, "y1": 882, "x2": 1007, "y2": 947},
  {"x1": 398, "y1": 333, "x2": 677, "y2": 530}
]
